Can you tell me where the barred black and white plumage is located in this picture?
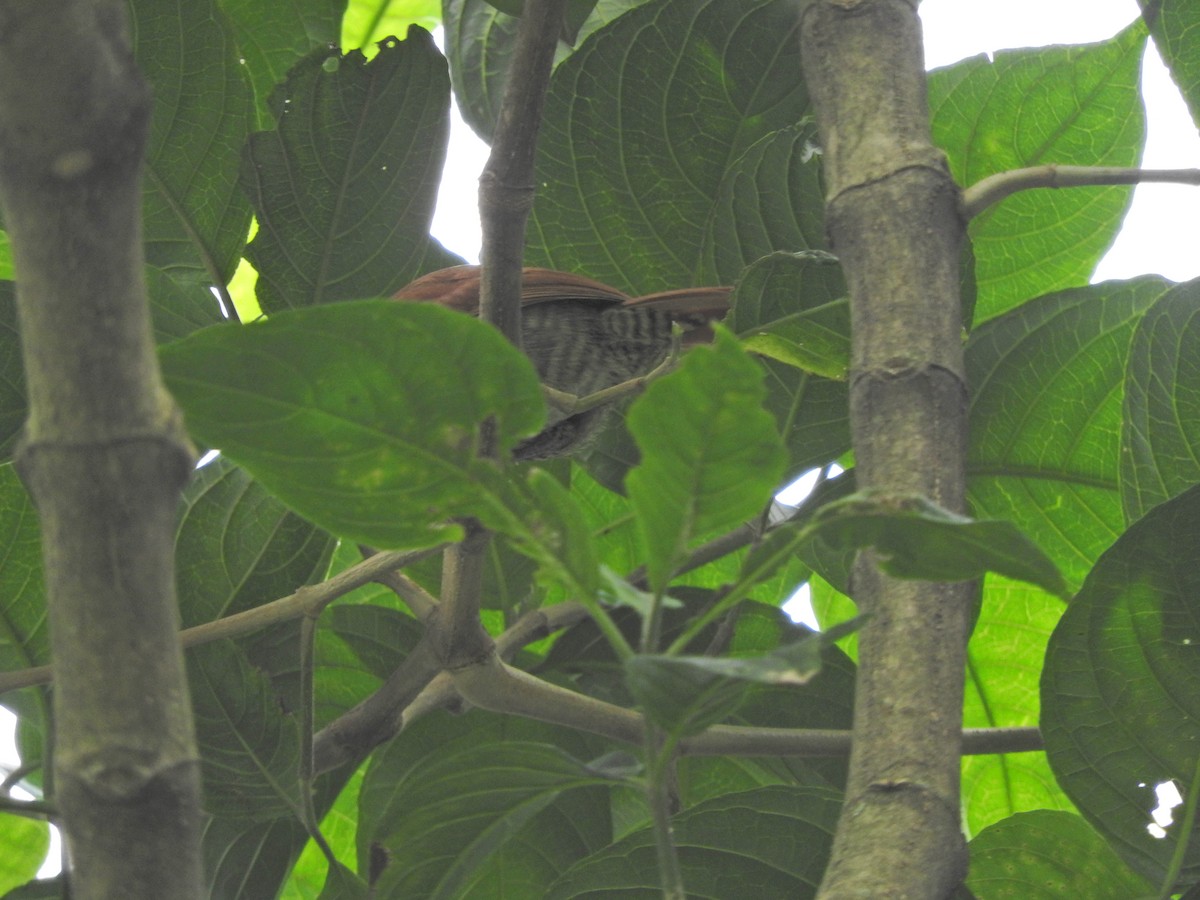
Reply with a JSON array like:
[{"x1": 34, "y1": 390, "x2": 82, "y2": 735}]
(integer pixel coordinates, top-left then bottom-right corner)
[{"x1": 394, "y1": 266, "x2": 730, "y2": 459}]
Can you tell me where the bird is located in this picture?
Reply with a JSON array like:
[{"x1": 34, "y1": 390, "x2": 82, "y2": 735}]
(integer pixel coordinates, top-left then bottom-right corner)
[{"x1": 393, "y1": 265, "x2": 731, "y2": 459}]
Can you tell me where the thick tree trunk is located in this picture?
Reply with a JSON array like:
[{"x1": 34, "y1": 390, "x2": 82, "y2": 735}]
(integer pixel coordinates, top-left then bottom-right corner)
[
  {"x1": 0, "y1": 2, "x2": 203, "y2": 896},
  {"x1": 799, "y1": 1, "x2": 972, "y2": 896}
]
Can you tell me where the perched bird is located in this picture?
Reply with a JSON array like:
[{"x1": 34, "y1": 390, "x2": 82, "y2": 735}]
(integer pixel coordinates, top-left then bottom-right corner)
[{"x1": 393, "y1": 265, "x2": 730, "y2": 458}]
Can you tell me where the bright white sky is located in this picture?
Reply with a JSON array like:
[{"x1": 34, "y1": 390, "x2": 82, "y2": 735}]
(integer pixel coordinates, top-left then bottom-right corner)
[{"x1": 4, "y1": 0, "x2": 1200, "y2": 874}]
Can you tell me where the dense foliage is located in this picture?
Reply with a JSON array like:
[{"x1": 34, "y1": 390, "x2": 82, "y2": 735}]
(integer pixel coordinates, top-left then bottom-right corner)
[{"x1": 1, "y1": 0, "x2": 1199, "y2": 897}]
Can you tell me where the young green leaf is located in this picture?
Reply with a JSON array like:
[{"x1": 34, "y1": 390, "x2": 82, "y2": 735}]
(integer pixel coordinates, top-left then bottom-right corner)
[
  {"x1": 625, "y1": 618, "x2": 863, "y2": 737},
  {"x1": 626, "y1": 327, "x2": 785, "y2": 593},
  {"x1": 810, "y1": 489, "x2": 1068, "y2": 598},
  {"x1": 241, "y1": 30, "x2": 459, "y2": 313}
]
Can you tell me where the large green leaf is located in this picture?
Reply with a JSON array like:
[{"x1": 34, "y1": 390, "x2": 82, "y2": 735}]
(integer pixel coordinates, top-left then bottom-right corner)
[
  {"x1": 242, "y1": 31, "x2": 459, "y2": 312},
  {"x1": 0, "y1": 464, "x2": 49, "y2": 774},
  {"x1": 930, "y1": 26, "x2": 1147, "y2": 322},
  {"x1": 160, "y1": 300, "x2": 544, "y2": 548},
  {"x1": 145, "y1": 266, "x2": 227, "y2": 344},
  {"x1": 0, "y1": 284, "x2": 24, "y2": 461},
  {"x1": 1148, "y1": 0, "x2": 1200, "y2": 129},
  {"x1": 202, "y1": 809, "x2": 320, "y2": 899},
  {"x1": 965, "y1": 278, "x2": 1170, "y2": 593},
  {"x1": 219, "y1": 0, "x2": 348, "y2": 127},
  {"x1": 133, "y1": 0, "x2": 255, "y2": 282},
  {"x1": 526, "y1": 0, "x2": 810, "y2": 293},
  {"x1": 1121, "y1": 279, "x2": 1200, "y2": 520},
  {"x1": 626, "y1": 328, "x2": 785, "y2": 593},
  {"x1": 731, "y1": 249, "x2": 847, "y2": 374},
  {"x1": 961, "y1": 576, "x2": 1074, "y2": 837},
  {"x1": 546, "y1": 785, "x2": 841, "y2": 898},
  {"x1": 966, "y1": 811, "x2": 1154, "y2": 899},
  {"x1": 360, "y1": 711, "x2": 614, "y2": 898},
  {"x1": 189, "y1": 641, "x2": 304, "y2": 820},
  {"x1": 175, "y1": 456, "x2": 335, "y2": 627},
  {"x1": 0, "y1": 465, "x2": 47, "y2": 676},
  {"x1": 442, "y1": 0, "x2": 523, "y2": 140},
  {"x1": 702, "y1": 123, "x2": 827, "y2": 284},
  {"x1": 193, "y1": 637, "x2": 358, "y2": 898},
  {"x1": 1041, "y1": 483, "x2": 1200, "y2": 884}
]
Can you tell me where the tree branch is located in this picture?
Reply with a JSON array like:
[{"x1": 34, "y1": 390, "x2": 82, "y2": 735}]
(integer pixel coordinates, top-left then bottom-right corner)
[
  {"x1": 425, "y1": 0, "x2": 568, "y2": 683},
  {"x1": 0, "y1": 546, "x2": 443, "y2": 695},
  {"x1": 452, "y1": 653, "x2": 1043, "y2": 757},
  {"x1": 476, "y1": 0, "x2": 567, "y2": 343},
  {"x1": 963, "y1": 164, "x2": 1200, "y2": 219}
]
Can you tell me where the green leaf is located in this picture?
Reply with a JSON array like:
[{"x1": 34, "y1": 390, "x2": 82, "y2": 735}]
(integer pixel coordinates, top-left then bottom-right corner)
[
  {"x1": 202, "y1": 813, "x2": 319, "y2": 899},
  {"x1": 160, "y1": 300, "x2": 544, "y2": 548},
  {"x1": 133, "y1": 0, "x2": 255, "y2": 281},
  {"x1": 0, "y1": 463, "x2": 48, "y2": 679},
  {"x1": 625, "y1": 619, "x2": 861, "y2": 737},
  {"x1": 316, "y1": 861, "x2": 369, "y2": 899},
  {"x1": 966, "y1": 278, "x2": 1169, "y2": 592},
  {"x1": 598, "y1": 566, "x2": 679, "y2": 617},
  {"x1": 626, "y1": 328, "x2": 785, "y2": 593},
  {"x1": 809, "y1": 490, "x2": 1068, "y2": 597},
  {"x1": 281, "y1": 768, "x2": 365, "y2": 899},
  {"x1": 624, "y1": 654, "x2": 752, "y2": 737},
  {"x1": 1121, "y1": 279, "x2": 1200, "y2": 520},
  {"x1": 0, "y1": 814, "x2": 49, "y2": 894},
  {"x1": 966, "y1": 811, "x2": 1154, "y2": 899},
  {"x1": 189, "y1": 641, "x2": 303, "y2": 820},
  {"x1": 0, "y1": 283, "x2": 25, "y2": 462},
  {"x1": 176, "y1": 456, "x2": 335, "y2": 627},
  {"x1": 962, "y1": 575, "x2": 1075, "y2": 837},
  {"x1": 1041, "y1": 483, "x2": 1200, "y2": 884},
  {"x1": 930, "y1": 27, "x2": 1147, "y2": 322},
  {"x1": 361, "y1": 712, "x2": 615, "y2": 899},
  {"x1": 443, "y1": 0, "x2": 526, "y2": 141},
  {"x1": 527, "y1": 0, "x2": 809, "y2": 293},
  {"x1": 472, "y1": 465, "x2": 603, "y2": 600},
  {"x1": 1148, "y1": 0, "x2": 1200, "y2": 130},
  {"x1": 220, "y1": 0, "x2": 348, "y2": 128},
  {"x1": 702, "y1": 123, "x2": 827, "y2": 283},
  {"x1": 732, "y1": 250, "x2": 849, "y2": 380},
  {"x1": 241, "y1": 32, "x2": 459, "y2": 313},
  {"x1": 546, "y1": 785, "x2": 841, "y2": 898},
  {"x1": 0, "y1": 465, "x2": 48, "y2": 787},
  {"x1": 146, "y1": 267, "x2": 226, "y2": 344}
]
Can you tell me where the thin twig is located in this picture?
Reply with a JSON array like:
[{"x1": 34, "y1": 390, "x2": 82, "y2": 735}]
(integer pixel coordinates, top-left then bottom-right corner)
[
  {"x1": 963, "y1": 165, "x2": 1200, "y2": 219},
  {"x1": 0, "y1": 545, "x2": 443, "y2": 694},
  {"x1": 451, "y1": 652, "x2": 1044, "y2": 757}
]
